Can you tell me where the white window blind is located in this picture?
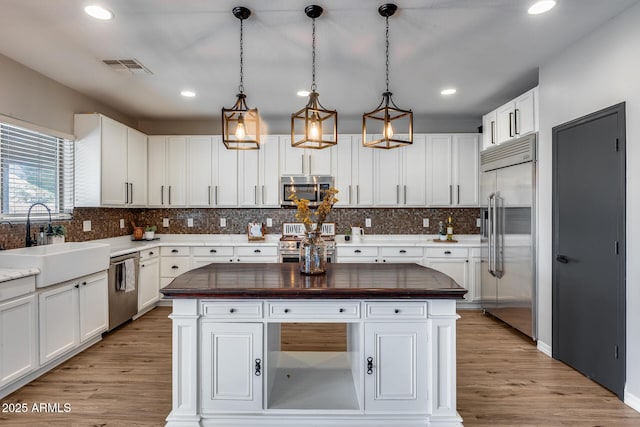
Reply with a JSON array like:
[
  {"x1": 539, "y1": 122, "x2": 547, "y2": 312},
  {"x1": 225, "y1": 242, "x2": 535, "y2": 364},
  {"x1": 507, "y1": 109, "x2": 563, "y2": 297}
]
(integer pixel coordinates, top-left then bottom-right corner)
[{"x1": 0, "y1": 123, "x2": 74, "y2": 218}]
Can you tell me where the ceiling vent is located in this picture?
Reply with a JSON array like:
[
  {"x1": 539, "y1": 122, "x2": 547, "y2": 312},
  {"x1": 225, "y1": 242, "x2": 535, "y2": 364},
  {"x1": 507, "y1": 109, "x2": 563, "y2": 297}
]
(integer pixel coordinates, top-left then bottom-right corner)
[{"x1": 102, "y1": 58, "x2": 153, "y2": 75}]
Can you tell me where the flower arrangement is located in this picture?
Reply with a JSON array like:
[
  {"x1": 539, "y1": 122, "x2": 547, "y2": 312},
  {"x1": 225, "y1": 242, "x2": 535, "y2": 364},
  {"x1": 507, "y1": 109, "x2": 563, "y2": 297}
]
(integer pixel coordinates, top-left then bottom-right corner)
[{"x1": 289, "y1": 187, "x2": 339, "y2": 235}]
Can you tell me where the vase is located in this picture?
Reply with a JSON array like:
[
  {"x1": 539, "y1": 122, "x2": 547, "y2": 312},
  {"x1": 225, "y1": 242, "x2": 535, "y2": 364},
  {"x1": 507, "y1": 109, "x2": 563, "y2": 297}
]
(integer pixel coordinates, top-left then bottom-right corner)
[{"x1": 299, "y1": 232, "x2": 327, "y2": 275}]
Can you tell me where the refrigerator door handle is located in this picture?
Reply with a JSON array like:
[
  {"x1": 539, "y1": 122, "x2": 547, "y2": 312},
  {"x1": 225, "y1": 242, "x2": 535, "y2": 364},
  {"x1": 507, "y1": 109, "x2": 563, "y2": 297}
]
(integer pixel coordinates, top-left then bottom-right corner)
[
  {"x1": 487, "y1": 192, "x2": 495, "y2": 277},
  {"x1": 494, "y1": 193, "x2": 503, "y2": 278}
]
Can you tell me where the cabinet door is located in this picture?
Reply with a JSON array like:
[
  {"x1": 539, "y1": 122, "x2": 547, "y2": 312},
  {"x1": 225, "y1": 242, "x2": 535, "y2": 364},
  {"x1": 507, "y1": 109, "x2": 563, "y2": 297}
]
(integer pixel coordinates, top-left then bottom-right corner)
[
  {"x1": 374, "y1": 147, "x2": 402, "y2": 206},
  {"x1": 453, "y1": 134, "x2": 479, "y2": 206},
  {"x1": 214, "y1": 137, "x2": 238, "y2": 207},
  {"x1": 147, "y1": 136, "x2": 167, "y2": 207},
  {"x1": 167, "y1": 137, "x2": 187, "y2": 206},
  {"x1": 364, "y1": 322, "x2": 428, "y2": 412},
  {"x1": 402, "y1": 135, "x2": 427, "y2": 206},
  {"x1": 188, "y1": 136, "x2": 213, "y2": 207},
  {"x1": 425, "y1": 258, "x2": 469, "y2": 299},
  {"x1": 238, "y1": 150, "x2": 260, "y2": 207},
  {"x1": 201, "y1": 322, "x2": 263, "y2": 412},
  {"x1": 308, "y1": 148, "x2": 332, "y2": 175},
  {"x1": 39, "y1": 284, "x2": 79, "y2": 364},
  {"x1": 139, "y1": 257, "x2": 160, "y2": 311},
  {"x1": 353, "y1": 141, "x2": 374, "y2": 206},
  {"x1": 426, "y1": 135, "x2": 453, "y2": 206},
  {"x1": 496, "y1": 101, "x2": 515, "y2": 143},
  {"x1": 79, "y1": 273, "x2": 108, "y2": 342},
  {"x1": 469, "y1": 257, "x2": 481, "y2": 303},
  {"x1": 482, "y1": 111, "x2": 497, "y2": 150},
  {"x1": 100, "y1": 116, "x2": 128, "y2": 205},
  {"x1": 127, "y1": 127, "x2": 148, "y2": 206},
  {"x1": 514, "y1": 89, "x2": 536, "y2": 136},
  {"x1": 333, "y1": 136, "x2": 353, "y2": 206},
  {"x1": 0, "y1": 294, "x2": 37, "y2": 387},
  {"x1": 279, "y1": 137, "x2": 304, "y2": 175},
  {"x1": 259, "y1": 135, "x2": 280, "y2": 207}
]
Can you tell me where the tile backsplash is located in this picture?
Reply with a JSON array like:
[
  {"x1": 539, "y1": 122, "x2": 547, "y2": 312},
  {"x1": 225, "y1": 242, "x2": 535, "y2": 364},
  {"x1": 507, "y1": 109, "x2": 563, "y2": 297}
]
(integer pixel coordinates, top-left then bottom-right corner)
[{"x1": 0, "y1": 207, "x2": 480, "y2": 250}]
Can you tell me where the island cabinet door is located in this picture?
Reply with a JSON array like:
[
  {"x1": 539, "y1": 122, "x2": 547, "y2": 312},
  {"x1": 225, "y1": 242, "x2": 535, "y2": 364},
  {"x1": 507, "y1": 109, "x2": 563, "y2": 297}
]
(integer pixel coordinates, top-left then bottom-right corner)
[
  {"x1": 364, "y1": 322, "x2": 429, "y2": 413},
  {"x1": 201, "y1": 322, "x2": 263, "y2": 412}
]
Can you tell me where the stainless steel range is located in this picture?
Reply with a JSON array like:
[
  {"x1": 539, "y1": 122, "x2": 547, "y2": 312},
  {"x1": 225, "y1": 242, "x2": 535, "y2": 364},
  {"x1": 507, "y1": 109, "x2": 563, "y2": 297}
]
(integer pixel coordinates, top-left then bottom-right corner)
[{"x1": 278, "y1": 223, "x2": 336, "y2": 263}]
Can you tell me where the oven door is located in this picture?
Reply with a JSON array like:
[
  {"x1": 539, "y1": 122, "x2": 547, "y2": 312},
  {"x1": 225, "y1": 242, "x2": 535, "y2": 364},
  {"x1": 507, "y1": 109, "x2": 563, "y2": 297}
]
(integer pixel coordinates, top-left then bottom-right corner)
[
  {"x1": 280, "y1": 253, "x2": 300, "y2": 263},
  {"x1": 282, "y1": 183, "x2": 320, "y2": 205}
]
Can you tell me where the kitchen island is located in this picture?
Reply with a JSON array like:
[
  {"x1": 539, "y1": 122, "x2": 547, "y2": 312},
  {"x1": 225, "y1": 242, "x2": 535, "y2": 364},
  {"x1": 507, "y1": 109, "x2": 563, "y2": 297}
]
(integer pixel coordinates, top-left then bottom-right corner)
[{"x1": 161, "y1": 263, "x2": 466, "y2": 427}]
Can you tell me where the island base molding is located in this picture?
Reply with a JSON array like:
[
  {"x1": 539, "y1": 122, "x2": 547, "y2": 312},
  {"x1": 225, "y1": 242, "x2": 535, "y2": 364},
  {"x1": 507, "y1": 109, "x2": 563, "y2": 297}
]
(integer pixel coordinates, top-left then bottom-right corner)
[{"x1": 166, "y1": 413, "x2": 463, "y2": 427}]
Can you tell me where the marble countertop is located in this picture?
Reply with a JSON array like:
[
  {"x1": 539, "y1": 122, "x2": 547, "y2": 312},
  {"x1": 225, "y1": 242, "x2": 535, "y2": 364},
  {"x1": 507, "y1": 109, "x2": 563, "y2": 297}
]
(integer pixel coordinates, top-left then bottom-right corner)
[{"x1": 0, "y1": 267, "x2": 40, "y2": 284}]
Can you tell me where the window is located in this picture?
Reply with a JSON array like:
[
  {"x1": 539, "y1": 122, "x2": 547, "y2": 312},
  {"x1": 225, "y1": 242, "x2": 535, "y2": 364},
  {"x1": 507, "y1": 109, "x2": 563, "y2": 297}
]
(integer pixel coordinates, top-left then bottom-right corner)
[{"x1": 0, "y1": 122, "x2": 74, "y2": 219}]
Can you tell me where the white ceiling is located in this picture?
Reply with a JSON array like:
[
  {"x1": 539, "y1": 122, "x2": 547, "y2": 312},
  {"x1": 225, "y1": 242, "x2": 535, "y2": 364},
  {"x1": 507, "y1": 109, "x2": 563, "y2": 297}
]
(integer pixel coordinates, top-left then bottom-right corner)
[{"x1": 0, "y1": 0, "x2": 638, "y2": 122}]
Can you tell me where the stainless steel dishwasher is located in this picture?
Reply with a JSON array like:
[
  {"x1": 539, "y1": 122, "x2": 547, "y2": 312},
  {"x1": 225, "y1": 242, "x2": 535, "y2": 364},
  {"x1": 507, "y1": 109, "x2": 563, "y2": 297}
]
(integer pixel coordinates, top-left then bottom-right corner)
[{"x1": 108, "y1": 252, "x2": 139, "y2": 331}]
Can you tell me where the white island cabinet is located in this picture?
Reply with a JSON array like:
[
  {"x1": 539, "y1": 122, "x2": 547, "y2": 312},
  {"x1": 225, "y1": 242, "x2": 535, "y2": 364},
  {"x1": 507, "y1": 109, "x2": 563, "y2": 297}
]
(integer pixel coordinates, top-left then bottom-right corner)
[{"x1": 161, "y1": 263, "x2": 465, "y2": 427}]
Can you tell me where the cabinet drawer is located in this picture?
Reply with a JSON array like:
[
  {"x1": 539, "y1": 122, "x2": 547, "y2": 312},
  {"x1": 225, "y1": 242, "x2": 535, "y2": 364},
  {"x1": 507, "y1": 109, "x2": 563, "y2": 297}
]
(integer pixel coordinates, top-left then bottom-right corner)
[
  {"x1": 268, "y1": 301, "x2": 360, "y2": 321},
  {"x1": 200, "y1": 301, "x2": 263, "y2": 319},
  {"x1": 192, "y1": 246, "x2": 234, "y2": 257},
  {"x1": 236, "y1": 246, "x2": 277, "y2": 257},
  {"x1": 365, "y1": 302, "x2": 428, "y2": 320},
  {"x1": 0, "y1": 275, "x2": 36, "y2": 303},
  {"x1": 160, "y1": 246, "x2": 190, "y2": 257},
  {"x1": 160, "y1": 257, "x2": 192, "y2": 277},
  {"x1": 338, "y1": 246, "x2": 378, "y2": 257},
  {"x1": 379, "y1": 247, "x2": 423, "y2": 257},
  {"x1": 425, "y1": 247, "x2": 468, "y2": 258},
  {"x1": 139, "y1": 247, "x2": 160, "y2": 260}
]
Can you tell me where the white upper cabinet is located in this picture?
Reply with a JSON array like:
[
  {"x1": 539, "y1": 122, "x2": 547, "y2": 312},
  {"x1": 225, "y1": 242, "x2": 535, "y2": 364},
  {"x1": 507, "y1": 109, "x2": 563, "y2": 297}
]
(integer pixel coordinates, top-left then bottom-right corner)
[
  {"x1": 187, "y1": 136, "x2": 213, "y2": 207},
  {"x1": 74, "y1": 113, "x2": 148, "y2": 207},
  {"x1": 258, "y1": 135, "x2": 280, "y2": 207},
  {"x1": 426, "y1": 134, "x2": 479, "y2": 207},
  {"x1": 280, "y1": 137, "x2": 332, "y2": 176},
  {"x1": 146, "y1": 136, "x2": 187, "y2": 207},
  {"x1": 147, "y1": 136, "x2": 167, "y2": 207},
  {"x1": 213, "y1": 137, "x2": 239, "y2": 207},
  {"x1": 333, "y1": 135, "x2": 354, "y2": 206},
  {"x1": 374, "y1": 146, "x2": 402, "y2": 206},
  {"x1": 352, "y1": 138, "x2": 375, "y2": 207},
  {"x1": 401, "y1": 135, "x2": 428, "y2": 206},
  {"x1": 488, "y1": 86, "x2": 538, "y2": 145}
]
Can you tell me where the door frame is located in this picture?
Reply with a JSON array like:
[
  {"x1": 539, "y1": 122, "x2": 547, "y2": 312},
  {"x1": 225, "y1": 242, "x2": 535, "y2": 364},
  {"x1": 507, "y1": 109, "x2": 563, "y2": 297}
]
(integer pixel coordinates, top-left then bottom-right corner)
[{"x1": 551, "y1": 102, "x2": 626, "y2": 398}]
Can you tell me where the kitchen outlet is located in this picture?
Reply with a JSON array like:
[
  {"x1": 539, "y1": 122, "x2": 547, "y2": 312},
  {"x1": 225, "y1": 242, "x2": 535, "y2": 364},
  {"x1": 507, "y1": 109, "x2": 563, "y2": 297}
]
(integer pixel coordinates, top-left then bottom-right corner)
[
  {"x1": 187, "y1": 218, "x2": 194, "y2": 227},
  {"x1": 266, "y1": 218, "x2": 273, "y2": 227},
  {"x1": 119, "y1": 218, "x2": 125, "y2": 229},
  {"x1": 477, "y1": 218, "x2": 482, "y2": 227},
  {"x1": 423, "y1": 218, "x2": 429, "y2": 228},
  {"x1": 365, "y1": 218, "x2": 372, "y2": 228},
  {"x1": 83, "y1": 220, "x2": 91, "y2": 232},
  {"x1": 163, "y1": 218, "x2": 170, "y2": 228},
  {"x1": 220, "y1": 218, "x2": 227, "y2": 227}
]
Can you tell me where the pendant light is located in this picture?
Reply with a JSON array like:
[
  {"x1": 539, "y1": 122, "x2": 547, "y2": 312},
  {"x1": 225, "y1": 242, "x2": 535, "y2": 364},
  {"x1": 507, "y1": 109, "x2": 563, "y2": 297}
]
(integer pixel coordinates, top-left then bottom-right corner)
[
  {"x1": 222, "y1": 6, "x2": 260, "y2": 150},
  {"x1": 363, "y1": 3, "x2": 413, "y2": 149},
  {"x1": 291, "y1": 5, "x2": 337, "y2": 150}
]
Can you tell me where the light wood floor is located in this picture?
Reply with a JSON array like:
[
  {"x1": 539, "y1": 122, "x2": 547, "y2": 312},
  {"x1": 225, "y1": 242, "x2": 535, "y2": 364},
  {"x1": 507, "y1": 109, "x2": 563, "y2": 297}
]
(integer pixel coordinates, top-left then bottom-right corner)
[{"x1": 2, "y1": 307, "x2": 639, "y2": 426}]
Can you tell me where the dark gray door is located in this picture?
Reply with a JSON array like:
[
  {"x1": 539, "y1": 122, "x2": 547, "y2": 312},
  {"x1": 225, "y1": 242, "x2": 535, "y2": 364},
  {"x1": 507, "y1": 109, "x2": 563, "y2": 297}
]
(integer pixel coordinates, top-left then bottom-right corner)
[{"x1": 552, "y1": 103, "x2": 625, "y2": 399}]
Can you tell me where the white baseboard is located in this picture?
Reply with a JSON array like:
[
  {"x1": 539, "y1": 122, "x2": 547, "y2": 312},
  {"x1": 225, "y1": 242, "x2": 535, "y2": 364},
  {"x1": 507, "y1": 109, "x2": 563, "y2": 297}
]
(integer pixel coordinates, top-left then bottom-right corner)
[
  {"x1": 625, "y1": 389, "x2": 640, "y2": 413},
  {"x1": 537, "y1": 340, "x2": 552, "y2": 357}
]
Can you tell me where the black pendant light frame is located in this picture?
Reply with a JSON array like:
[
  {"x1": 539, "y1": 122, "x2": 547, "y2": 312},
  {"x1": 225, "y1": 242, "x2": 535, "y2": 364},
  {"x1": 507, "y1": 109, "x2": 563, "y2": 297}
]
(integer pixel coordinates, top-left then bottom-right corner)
[
  {"x1": 222, "y1": 6, "x2": 261, "y2": 150},
  {"x1": 291, "y1": 4, "x2": 338, "y2": 150},
  {"x1": 363, "y1": 3, "x2": 413, "y2": 149}
]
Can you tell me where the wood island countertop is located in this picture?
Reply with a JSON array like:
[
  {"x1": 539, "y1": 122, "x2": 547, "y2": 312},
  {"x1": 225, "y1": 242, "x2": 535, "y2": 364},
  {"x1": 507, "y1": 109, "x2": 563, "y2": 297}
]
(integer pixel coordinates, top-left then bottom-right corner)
[{"x1": 160, "y1": 263, "x2": 467, "y2": 299}]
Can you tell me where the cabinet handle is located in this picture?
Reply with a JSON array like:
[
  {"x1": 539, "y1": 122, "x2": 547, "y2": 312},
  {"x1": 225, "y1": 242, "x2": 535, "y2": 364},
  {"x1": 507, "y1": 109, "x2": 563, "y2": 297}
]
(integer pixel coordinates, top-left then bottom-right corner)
[
  {"x1": 254, "y1": 185, "x2": 258, "y2": 204},
  {"x1": 229, "y1": 308, "x2": 236, "y2": 313},
  {"x1": 449, "y1": 185, "x2": 453, "y2": 205},
  {"x1": 172, "y1": 265, "x2": 179, "y2": 269},
  {"x1": 457, "y1": 185, "x2": 460, "y2": 205},
  {"x1": 444, "y1": 250, "x2": 452, "y2": 255},
  {"x1": 348, "y1": 185, "x2": 352, "y2": 204},
  {"x1": 366, "y1": 357, "x2": 374, "y2": 375},
  {"x1": 396, "y1": 185, "x2": 400, "y2": 204},
  {"x1": 394, "y1": 308, "x2": 400, "y2": 314},
  {"x1": 399, "y1": 249, "x2": 407, "y2": 254},
  {"x1": 161, "y1": 185, "x2": 164, "y2": 205},
  {"x1": 210, "y1": 249, "x2": 217, "y2": 253},
  {"x1": 130, "y1": 183, "x2": 133, "y2": 204},
  {"x1": 283, "y1": 308, "x2": 290, "y2": 313},
  {"x1": 125, "y1": 182, "x2": 129, "y2": 204},
  {"x1": 509, "y1": 112, "x2": 514, "y2": 137},
  {"x1": 515, "y1": 108, "x2": 520, "y2": 135},
  {"x1": 308, "y1": 155, "x2": 312, "y2": 175},
  {"x1": 491, "y1": 120, "x2": 496, "y2": 144},
  {"x1": 254, "y1": 359, "x2": 262, "y2": 376},
  {"x1": 208, "y1": 185, "x2": 211, "y2": 205},
  {"x1": 254, "y1": 249, "x2": 261, "y2": 254},
  {"x1": 262, "y1": 185, "x2": 265, "y2": 205},
  {"x1": 404, "y1": 185, "x2": 407, "y2": 204},
  {"x1": 168, "y1": 186, "x2": 172, "y2": 205},
  {"x1": 301, "y1": 154, "x2": 305, "y2": 174},
  {"x1": 357, "y1": 185, "x2": 360, "y2": 204},
  {"x1": 354, "y1": 249, "x2": 362, "y2": 254},
  {"x1": 171, "y1": 249, "x2": 179, "y2": 253}
]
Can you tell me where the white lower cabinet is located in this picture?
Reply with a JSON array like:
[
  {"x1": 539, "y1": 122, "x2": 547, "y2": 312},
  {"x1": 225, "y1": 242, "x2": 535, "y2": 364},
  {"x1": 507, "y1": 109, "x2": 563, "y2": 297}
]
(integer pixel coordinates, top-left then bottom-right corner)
[
  {"x1": 138, "y1": 256, "x2": 160, "y2": 311},
  {"x1": 364, "y1": 322, "x2": 429, "y2": 412},
  {"x1": 424, "y1": 257, "x2": 470, "y2": 302},
  {"x1": 201, "y1": 322, "x2": 263, "y2": 412},
  {"x1": 0, "y1": 294, "x2": 37, "y2": 387},
  {"x1": 39, "y1": 272, "x2": 108, "y2": 365}
]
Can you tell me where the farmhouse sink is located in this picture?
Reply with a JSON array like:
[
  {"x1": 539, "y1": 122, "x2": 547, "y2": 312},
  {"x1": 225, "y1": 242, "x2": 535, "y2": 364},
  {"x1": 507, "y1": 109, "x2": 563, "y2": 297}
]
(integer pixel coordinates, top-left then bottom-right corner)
[{"x1": 0, "y1": 242, "x2": 110, "y2": 288}]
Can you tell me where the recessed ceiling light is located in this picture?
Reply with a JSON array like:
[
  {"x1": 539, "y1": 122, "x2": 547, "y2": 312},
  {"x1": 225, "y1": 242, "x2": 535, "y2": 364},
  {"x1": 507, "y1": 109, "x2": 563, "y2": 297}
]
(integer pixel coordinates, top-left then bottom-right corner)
[
  {"x1": 528, "y1": 0, "x2": 557, "y2": 15},
  {"x1": 84, "y1": 5, "x2": 114, "y2": 20},
  {"x1": 297, "y1": 90, "x2": 310, "y2": 97},
  {"x1": 181, "y1": 90, "x2": 196, "y2": 98},
  {"x1": 441, "y1": 88, "x2": 457, "y2": 96}
]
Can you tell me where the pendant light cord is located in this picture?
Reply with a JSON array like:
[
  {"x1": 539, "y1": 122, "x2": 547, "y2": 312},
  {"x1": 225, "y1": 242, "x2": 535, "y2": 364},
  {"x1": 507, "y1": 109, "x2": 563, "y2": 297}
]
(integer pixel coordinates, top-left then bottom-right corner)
[
  {"x1": 385, "y1": 15, "x2": 390, "y2": 93},
  {"x1": 311, "y1": 17, "x2": 317, "y2": 91},
  {"x1": 239, "y1": 17, "x2": 244, "y2": 94}
]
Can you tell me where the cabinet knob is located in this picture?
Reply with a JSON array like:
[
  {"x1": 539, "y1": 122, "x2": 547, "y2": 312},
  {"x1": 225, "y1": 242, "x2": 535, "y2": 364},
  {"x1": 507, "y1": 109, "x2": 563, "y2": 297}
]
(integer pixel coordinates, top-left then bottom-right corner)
[
  {"x1": 141, "y1": 264, "x2": 145, "y2": 268},
  {"x1": 254, "y1": 249, "x2": 261, "y2": 254},
  {"x1": 229, "y1": 259, "x2": 234, "y2": 262},
  {"x1": 394, "y1": 309, "x2": 400, "y2": 314},
  {"x1": 149, "y1": 251, "x2": 154, "y2": 256},
  {"x1": 284, "y1": 308, "x2": 290, "y2": 313},
  {"x1": 210, "y1": 249, "x2": 217, "y2": 253},
  {"x1": 74, "y1": 284, "x2": 80, "y2": 289},
  {"x1": 172, "y1": 265, "x2": 179, "y2": 269},
  {"x1": 82, "y1": 281, "x2": 87, "y2": 286},
  {"x1": 171, "y1": 249, "x2": 179, "y2": 253},
  {"x1": 229, "y1": 308, "x2": 236, "y2": 313},
  {"x1": 444, "y1": 250, "x2": 452, "y2": 255},
  {"x1": 339, "y1": 308, "x2": 345, "y2": 313}
]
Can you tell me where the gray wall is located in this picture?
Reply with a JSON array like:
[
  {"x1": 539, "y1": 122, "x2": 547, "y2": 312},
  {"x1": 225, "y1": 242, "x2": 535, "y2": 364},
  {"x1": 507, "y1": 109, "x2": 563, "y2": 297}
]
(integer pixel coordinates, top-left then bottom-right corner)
[
  {"x1": 0, "y1": 53, "x2": 135, "y2": 135},
  {"x1": 538, "y1": 1, "x2": 640, "y2": 407}
]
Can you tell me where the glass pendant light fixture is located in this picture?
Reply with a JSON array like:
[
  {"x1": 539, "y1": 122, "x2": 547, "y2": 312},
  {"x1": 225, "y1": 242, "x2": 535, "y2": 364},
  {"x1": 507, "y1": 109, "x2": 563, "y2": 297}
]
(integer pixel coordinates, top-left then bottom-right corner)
[
  {"x1": 291, "y1": 5, "x2": 337, "y2": 150},
  {"x1": 222, "y1": 6, "x2": 260, "y2": 150},
  {"x1": 363, "y1": 3, "x2": 413, "y2": 149}
]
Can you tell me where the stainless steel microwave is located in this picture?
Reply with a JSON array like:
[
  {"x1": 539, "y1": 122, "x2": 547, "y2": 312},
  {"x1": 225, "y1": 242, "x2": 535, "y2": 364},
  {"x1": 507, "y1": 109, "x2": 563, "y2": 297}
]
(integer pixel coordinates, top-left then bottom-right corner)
[{"x1": 280, "y1": 176, "x2": 334, "y2": 207}]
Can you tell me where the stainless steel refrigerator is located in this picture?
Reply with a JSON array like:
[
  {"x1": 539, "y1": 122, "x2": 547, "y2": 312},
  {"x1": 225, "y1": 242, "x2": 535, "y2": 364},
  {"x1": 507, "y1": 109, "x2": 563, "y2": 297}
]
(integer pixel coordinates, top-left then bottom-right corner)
[{"x1": 480, "y1": 134, "x2": 537, "y2": 340}]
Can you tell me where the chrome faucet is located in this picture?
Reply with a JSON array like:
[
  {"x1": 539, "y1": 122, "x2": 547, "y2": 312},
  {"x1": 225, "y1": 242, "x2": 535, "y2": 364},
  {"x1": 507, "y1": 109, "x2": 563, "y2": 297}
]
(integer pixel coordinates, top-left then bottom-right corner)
[{"x1": 25, "y1": 202, "x2": 53, "y2": 247}]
